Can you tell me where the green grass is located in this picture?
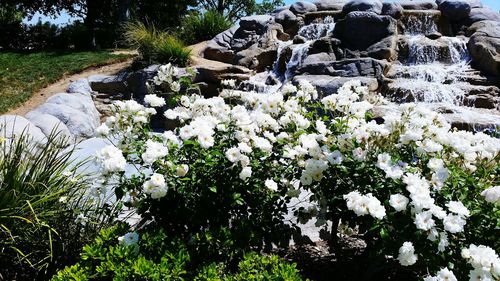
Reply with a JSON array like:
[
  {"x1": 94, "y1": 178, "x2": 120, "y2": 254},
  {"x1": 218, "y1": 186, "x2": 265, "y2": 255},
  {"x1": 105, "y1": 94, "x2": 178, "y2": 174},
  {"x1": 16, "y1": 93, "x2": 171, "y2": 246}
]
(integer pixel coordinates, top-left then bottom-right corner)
[{"x1": 0, "y1": 50, "x2": 131, "y2": 114}]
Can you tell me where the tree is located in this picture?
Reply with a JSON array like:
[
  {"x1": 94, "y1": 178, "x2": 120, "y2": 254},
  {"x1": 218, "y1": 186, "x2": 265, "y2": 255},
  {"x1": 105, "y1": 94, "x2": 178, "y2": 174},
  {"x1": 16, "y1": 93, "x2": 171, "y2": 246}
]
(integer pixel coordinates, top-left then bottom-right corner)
[
  {"x1": 198, "y1": 0, "x2": 285, "y2": 22},
  {"x1": 129, "y1": 0, "x2": 198, "y2": 30}
]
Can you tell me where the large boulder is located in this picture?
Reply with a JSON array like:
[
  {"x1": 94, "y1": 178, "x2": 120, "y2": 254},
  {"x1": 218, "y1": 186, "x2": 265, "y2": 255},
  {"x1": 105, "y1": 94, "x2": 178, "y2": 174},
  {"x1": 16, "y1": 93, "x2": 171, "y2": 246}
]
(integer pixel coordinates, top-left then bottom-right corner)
[
  {"x1": 333, "y1": 11, "x2": 397, "y2": 50},
  {"x1": 366, "y1": 35, "x2": 398, "y2": 60},
  {"x1": 467, "y1": 20, "x2": 500, "y2": 76},
  {"x1": 293, "y1": 75, "x2": 379, "y2": 95},
  {"x1": 88, "y1": 74, "x2": 128, "y2": 95},
  {"x1": 25, "y1": 112, "x2": 74, "y2": 142},
  {"x1": 399, "y1": 0, "x2": 438, "y2": 10},
  {"x1": 0, "y1": 115, "x2": 47, "y2": 144},
  {"x1": 126, "y1": 64, "x2": 160, "y2": 102},
  {"x1": 67, "y1": 78, "x2": 93, "y2": 97},
  {"x1": 290, "y1": 1, "x2": 318, "y2": 14},
  {"x1": 30, "y1": 103, "x2": 98, "y2": 138},
  {"x1": 275, "y1": 9, "x2": 301, "y2": 35},
  {"x1": 467, "y1": 8, "x2": 500, "y2": 23},
  {"x1": 438, "y1": 0, "x2": 472, "y2": 21},
  {"x1": 313, "y1": 0, "x2": 347, "y2": 11},
  {"x1": 342, "y1": 0, "x2": 383, "y2": 14},
  {"x1": 204, "y1": 26, "x2": 238, "y2": 64},
  {"x1": 298, "y1": 57, "x2": 389, "y2": 78},
  {"x1": 382, "y1": 2, "x2": 404, "y2": 19},
  {"x1": 239, "y1": 15, "x2": 274, "y2": 32},
  {"x1": 45, "y1": 93, "x2": 100, "y2": 125}
]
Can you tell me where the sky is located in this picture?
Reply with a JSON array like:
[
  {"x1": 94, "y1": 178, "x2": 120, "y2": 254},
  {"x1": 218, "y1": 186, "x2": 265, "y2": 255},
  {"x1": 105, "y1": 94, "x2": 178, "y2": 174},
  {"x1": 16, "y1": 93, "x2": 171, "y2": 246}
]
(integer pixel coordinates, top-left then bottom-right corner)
[{"x1": 24, "y1": 0, "x2": 500, "y2": 25}]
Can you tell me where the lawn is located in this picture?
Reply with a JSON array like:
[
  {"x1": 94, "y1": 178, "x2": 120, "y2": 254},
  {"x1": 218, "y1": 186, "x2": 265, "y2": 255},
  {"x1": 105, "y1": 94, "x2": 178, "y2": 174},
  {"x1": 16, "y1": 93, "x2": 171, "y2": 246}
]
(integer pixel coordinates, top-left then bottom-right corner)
[{"x1": 0, "y1": 50, "x2": 132, "y2": 114}]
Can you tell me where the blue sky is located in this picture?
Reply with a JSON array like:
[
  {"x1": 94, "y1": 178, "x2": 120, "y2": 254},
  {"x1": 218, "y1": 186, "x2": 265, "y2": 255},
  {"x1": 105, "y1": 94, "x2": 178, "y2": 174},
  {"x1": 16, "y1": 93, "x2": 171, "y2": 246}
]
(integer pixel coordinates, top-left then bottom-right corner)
[{"x1": 25, "y1": 0, "x2": 500, "y2": 25}]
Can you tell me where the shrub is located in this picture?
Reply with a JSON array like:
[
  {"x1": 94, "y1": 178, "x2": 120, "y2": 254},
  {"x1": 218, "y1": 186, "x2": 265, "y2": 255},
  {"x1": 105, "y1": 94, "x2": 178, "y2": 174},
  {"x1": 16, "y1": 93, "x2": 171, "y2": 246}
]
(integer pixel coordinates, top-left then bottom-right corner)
[
  {"x1": 180, "y1": 10, "x2": 232, "y2": 45},
  {"x1": 52, "y1": 225, "x2": 304, "y2": 280},
  {"x1": 94, "y1": 65, "x2": 500, "y2": 280},
  {"x1": 0, "y1": 130, "x2": 120, "y2": 279},
  {"x1": 124, "y1": 22, "x2": 190, "y2": 66}
]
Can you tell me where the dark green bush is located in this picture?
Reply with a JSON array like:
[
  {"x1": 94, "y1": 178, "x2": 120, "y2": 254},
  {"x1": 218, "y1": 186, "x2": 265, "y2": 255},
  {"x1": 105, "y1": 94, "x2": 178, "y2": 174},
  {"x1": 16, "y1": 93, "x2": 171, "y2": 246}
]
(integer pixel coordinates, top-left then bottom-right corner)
[
  {"x1": 124, "y1": 22, "x2": 191, "y2": 66},
  {"x1": 0, "y1": 131, "x2": 120, "y2": 280},
  {"x1": 180, "y1": 10, "x2": 232, "y2": 45},
  {"x1": 52, "y1": 225, "x2": 304, "y2": 281}
]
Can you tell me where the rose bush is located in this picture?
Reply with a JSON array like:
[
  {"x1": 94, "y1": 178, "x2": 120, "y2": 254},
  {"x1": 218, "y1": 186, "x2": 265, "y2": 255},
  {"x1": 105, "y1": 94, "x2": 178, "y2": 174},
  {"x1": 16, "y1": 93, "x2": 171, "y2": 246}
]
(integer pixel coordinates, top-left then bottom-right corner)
[{"x1": 95, "y1": 63, "x2": 499, "y2": 280}]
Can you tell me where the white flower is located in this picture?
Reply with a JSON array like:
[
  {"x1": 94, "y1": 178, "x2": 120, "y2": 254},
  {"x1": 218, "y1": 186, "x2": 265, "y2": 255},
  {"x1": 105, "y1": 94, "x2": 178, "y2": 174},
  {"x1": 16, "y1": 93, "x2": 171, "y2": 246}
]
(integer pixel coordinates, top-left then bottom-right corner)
[
  {"x1": 170, "y1": 81, "x2": 181, "y2": 92},
  {"x1": 118, "y1": 232, "x2": 139, "y2": 246},
  {"x1": 96, "y1": 123, "x2": 110, "y2": 136},
  {"x1": 265, "y1": 179, "x2": 278, "y2": 192},
  {"x1": 389, "y1": 194, "x2": 409, "y2": 212},
  {"x1": 446, "y1": 201, "x2": 470, "y2": 217},
  {"x1": 326, "y1": 150, "x2": 343, "y2": 165},
  {"x1": 144, "y1": 94, "x2": 166, "y2": 107},
  {"x1": 239, "y1": 167, "x2": 252, "y2": 180},
  {"x1": 352, "y1": 147, "x2": 366, "y2": 161},
  {"x1": 225, "y1": 147, "x2": 241, "y2": 163},
  {"x1": 141, "y1": 140, "x2": 169, "y2": 164},
  {"x1": 414, "y1": 211, "x2": 435, "y2": 231},
  {"x1": 468, "y1": 269, "x2": 494, "y2": 281},
  {"x1": 481, "y1": 186, "x2": 500, "y2": 204},
  {"x1": 143, "y1": 173, "x2": 168, "y2": 199},
  {"x1": 97, "y1": 145, "x2": 127, "y2": 173},
  {"x1": 176, "y1": 164, "x2": 189, "y2": 177},
  {"x1": 426, "y1": 268, "x2": 457, "y2": 281},
  {"x1": 428, "y1": 158, "x2": 444, "y2": 171},
  {"x1": 221, "y1": 79, "x2": 236, "y2": 89},
  {"x1": 398, "y1": 242, "x2": 418, "y2": 266},
  {"x1": 443, "y1": 214, "x2": 466, "y2": 233}
]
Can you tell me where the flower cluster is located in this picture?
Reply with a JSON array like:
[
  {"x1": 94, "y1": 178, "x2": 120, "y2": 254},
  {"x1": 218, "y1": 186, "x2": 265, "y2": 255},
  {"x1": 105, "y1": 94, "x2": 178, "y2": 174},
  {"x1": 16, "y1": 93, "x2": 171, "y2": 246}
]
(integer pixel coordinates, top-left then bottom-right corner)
[
  {"x1": 462, "y1": 244, "x2": 500, "y2": 281},
  {"x1": 95, "y1": 66, "x2": 500, "y2": 280}
]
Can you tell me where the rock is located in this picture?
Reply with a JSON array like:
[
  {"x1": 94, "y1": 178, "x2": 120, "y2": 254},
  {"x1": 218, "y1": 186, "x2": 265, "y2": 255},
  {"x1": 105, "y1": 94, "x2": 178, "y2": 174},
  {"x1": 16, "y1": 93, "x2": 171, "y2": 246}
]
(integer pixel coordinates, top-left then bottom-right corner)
[
  {"x1": 193, "y1": 64, "x2": 253, "y2": 84},
  {"x1": 382, "y1": 2, "x2": 404, "y2": 19},
  {"x1": 0, "y1": 115, "x2": 47, "y2": 144},
  {"x1": 467, "y1": 20, "x2": 500, "y2": 76},
  {"x1": 293, "y1": 75, "x2": 379, "y2": 95},
  {"x1": 293, "y1": 35, "x2": 307, "y2": 44},
  {"x1": 313, "y1": 0, "x2": 346, "y2": 11},
  {"x1": 467, "y1": 8, "x2": 500, "y2": 24},
  {"x1": 275, "y1": 9, "x2": 301, "y2": 35},
  {"x1": 239, "y1": 15, "x2": 274, "y2": 32},
  {"x1": 298, "y1": 57, "x2": 389, "y2": 78},
  {"x1": 303, "y1": 52, "x2": 336, "y2": 65},
  {"x1": 290, "y1": 1, "x2": 318, "y2": 14},
  {"x1": 204, "y1": 26, "x2": 238, "y2": 64},
  {"x1": 25, "y1": 112, "x2": 74, "y2": 142},
  {"x1": 273, "y1": 5, "x2": 291, "y2": 14},
  {"x1": 438, "y1": 0, "x2": 471, "y2": 21},
  {"x1": 366, "y1": 35, "x2": 398, "y2": 60},
  {"x1": 67, "y1": 78, "x2": 93, "y2": 97},
  {"x1": 426, "y1": 32, "x2": 443, "y2": 39},
  {"x1": 399, "y1": 0, "x2": 438, "y2": 10},
  {"x1": 342, "y1": 0, "x2": 383, "y2": 14},
  {"x1": 88, "y1": 74, "x2": 128, "y2": 95},
  {"x1": 126, "y1": 64, "x2": 160, "y2": 102},
  {"x1": 30, "y1": 103, "x2": 98, "y2": 138},
  {"x1": 333, "y1": 11, "x2": 397, "y2": 51},
  {"x1": 45, "y1": 93, "x2": 100, "y2": 125}
]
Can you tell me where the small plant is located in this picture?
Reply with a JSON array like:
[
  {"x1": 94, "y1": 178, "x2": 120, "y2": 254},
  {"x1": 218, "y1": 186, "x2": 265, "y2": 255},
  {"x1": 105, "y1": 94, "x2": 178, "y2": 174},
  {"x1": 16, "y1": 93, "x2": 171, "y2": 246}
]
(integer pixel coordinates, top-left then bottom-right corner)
[
  {"x1": 124, "y1": 21, "x2": 191, "y2": 66},
  {"x1": 52, "y1": 226, "x2": 304, "y2": 280},
  {"x1": 0, "y1": 129, "x2": 120, "y2": 279},
  {"x1": 180, "y1": 10, "x2": 232, "y2": 45}
]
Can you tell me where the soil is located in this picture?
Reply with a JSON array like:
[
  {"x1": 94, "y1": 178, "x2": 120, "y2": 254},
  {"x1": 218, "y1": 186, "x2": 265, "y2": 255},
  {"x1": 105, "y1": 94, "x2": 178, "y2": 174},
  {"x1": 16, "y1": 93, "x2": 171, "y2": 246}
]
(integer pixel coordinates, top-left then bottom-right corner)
[{"x1": 6, "y1": 51, "x2": 137, "y2": 117}]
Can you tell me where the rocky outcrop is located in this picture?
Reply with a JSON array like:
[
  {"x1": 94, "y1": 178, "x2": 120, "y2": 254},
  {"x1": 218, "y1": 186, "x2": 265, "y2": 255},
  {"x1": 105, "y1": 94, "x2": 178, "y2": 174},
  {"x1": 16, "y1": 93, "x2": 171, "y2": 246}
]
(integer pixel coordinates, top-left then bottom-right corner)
[
  {"x1": 467, "y1": 20, "x2": 500, "y2": 76},
  {"x1": 313, "y1": 0, "x2": 346, "y2": 11},
  {"x1": 399, "y1": 0, "x2": 438, "y2": 10},
  {"x1": 0, "y1": 115, "x2": 47, "y2": 144},
  {"x1": 342, "y1": 0, "x2": 383, "y2": 14},
  {"x1": 438, "y1": 0, "x2": 472, "y2": 21},
  {"x1": 299, "y1": 57, "x2": 389, "y2": 78},
  {"x1": 290, "y1": 1, "x2": 318, "y2": 14},
  {"x1": 293, "y1": 75, "x2": 379, "y2": 95}
]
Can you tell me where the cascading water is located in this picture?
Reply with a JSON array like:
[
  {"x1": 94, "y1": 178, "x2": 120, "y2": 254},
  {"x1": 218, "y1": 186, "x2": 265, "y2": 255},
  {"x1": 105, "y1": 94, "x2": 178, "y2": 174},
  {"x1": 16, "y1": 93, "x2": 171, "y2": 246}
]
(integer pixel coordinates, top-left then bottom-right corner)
[
  {"x1": 285, "y1": 41, "x2": 312, "y2": 80},
  {"x1": 297, "y1": 16, "x2": 336, "y2": 41}
]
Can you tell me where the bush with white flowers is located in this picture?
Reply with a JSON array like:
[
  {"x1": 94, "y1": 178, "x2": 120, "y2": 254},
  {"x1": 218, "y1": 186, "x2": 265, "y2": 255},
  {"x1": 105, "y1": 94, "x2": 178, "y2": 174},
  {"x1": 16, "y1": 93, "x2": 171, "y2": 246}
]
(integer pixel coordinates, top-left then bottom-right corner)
[{"x1": 96, "y1": 64, "x2": 500, "y2": 279}]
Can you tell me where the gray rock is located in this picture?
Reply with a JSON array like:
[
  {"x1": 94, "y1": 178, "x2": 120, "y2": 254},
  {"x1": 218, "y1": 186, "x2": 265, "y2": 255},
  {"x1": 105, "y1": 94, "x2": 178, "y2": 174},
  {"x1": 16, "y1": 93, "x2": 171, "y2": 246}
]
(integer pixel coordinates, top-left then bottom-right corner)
[
  {"x1": 67, "y1": 78, "x2": 93, "y2": 97},
  {"x1": 399, "y1": 0, "x2": 438, "y2": 10},
  {"x1": 290, "y1": 1, "x2": 318, "y2": 14},
  {"x1": 273, "y1": 5, "x2": 291, "y2": 14},
  {"x1": 438, "y1": 0, "x2": 472, "y2": 21},
  {"x1": 303, "y1": 52, "x2": 336, "y2": 65},
  {"x1": 366, "y1": 35, "x2": 398, "y2": 60},
  {"x1": 0, "y1": 115, "x2": 47, "y2": 144},
  {"x1": 239, "y1": 15, "x2": 274, "y2": 32},
  {"x1": 333, "y1": 11, "x2": 397, "y2": 50},
  {"x1": 45, "y1": 93, "x2": 100, "y2": 126},
  {"x1": 88, "y1": 74, "x2": 128, "y2": 95},
  {"x1": 126, "y1": 65, "x2": 160, "y2": 102},
  {"x1": 31, "y1": 103, "x2": 98, "y2": 138},
  {"x1": 467, "y1": 21, "x2": 500, "y2": 76},
  {"x1": 25, "y1": 112, "x2": 74, "y2": 142},
  {"x1": 293, "y1": 75, "x2": 379, "y2": 95},
  {"x1": 343, "y1": 0, "x2": 383, "y2": 14},
  {"x1": 313, "y1": 0, "x2": 347, "y2": 11},
  {"x1": 275, "y1": 9, "x2": 300, "y2": 35},
  {"x1": 204, "y1": 26, "x2": 238, "y2": 64},
  {"x1": 382, "y1": 2, "x2": 404, "y2": 19},
  {"x1": 298, "y1": 57, "x2": 389, "y2": 78},
  {"x1": 468, "y1": 8, "x2": 500, "y2": 23}
]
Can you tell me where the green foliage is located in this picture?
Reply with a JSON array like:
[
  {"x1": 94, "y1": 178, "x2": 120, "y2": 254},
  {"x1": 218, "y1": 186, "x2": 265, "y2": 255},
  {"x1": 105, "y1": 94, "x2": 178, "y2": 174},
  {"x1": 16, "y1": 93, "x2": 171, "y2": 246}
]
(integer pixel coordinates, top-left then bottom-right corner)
[
  {"x1": 0, "y1": 130, "x2": 121, "y2": 279},
  {"x1": 0, "y1": 50, "x2": 130, "y2": 113},
  {"x1": 124, "y1": 22, "x2": 190, "y2": 66},
  {"x1": 180, "y1": 10, "x2": 232, "y2": 45},
  {"x1": 129, "y1": 0, "x2": 198, "y2": 31},
  {"x1": 52, "y1": 226, "x2": 304, "y2": 281},
  {"x1": 198, "y1": 0, "x2": 285, "y2": 21}
]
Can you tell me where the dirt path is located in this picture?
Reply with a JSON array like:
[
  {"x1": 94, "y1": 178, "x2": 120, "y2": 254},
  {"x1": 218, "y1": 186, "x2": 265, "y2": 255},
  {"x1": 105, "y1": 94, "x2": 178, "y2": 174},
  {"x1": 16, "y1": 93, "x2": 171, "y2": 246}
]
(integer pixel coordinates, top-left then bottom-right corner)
[{"x1": 7, "y1": 56, "x2": 135, "y2": 116}]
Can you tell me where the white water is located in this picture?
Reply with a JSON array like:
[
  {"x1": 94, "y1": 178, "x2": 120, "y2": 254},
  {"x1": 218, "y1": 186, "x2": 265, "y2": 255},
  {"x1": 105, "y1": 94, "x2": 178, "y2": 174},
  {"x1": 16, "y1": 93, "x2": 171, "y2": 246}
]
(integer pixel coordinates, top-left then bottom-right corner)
[
  {"x1": 285, "y1": 41, "x2": 312, "y2": 80},
  {"x1": 297, "y1": 16, "x2": 336, "y2": 41}
]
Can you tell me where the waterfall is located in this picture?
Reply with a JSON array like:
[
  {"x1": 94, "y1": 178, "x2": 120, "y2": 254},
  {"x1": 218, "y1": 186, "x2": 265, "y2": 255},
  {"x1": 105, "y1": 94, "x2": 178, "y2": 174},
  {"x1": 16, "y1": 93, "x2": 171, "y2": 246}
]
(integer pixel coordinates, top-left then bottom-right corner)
[
  {"x1": 285, "y1": 41, "x2": 312, "y2": 80},
  {"x1": 298, "y1": 16, "x2": 336, "y2": 40},
  {"x1": 403, "y1": 13, "x2": 438, "y2": 35}
]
